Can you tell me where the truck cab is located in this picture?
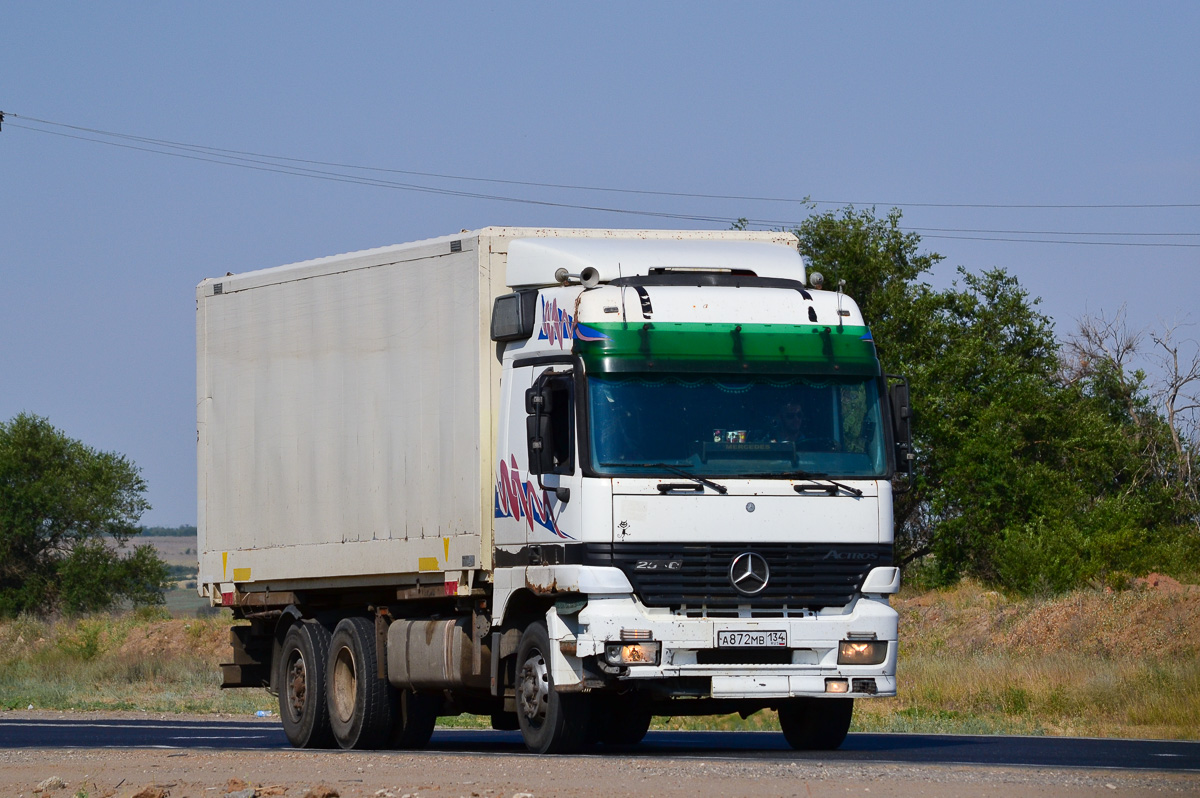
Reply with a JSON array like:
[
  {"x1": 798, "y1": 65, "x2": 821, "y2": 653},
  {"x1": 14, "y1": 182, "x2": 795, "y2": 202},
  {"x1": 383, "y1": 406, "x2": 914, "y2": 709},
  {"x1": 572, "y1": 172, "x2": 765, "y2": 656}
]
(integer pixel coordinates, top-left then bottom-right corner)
[{"x1": 487, "y1": 238, "x2": 905, "y2": 751}]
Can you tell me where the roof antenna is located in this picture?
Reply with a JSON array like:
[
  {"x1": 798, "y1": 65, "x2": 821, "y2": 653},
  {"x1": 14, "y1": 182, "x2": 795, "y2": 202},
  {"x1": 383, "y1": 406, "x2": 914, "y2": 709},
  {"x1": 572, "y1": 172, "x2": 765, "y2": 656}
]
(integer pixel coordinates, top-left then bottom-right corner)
[{"x1": 618, "y1": 261, "x2": 627, "y2": 322}]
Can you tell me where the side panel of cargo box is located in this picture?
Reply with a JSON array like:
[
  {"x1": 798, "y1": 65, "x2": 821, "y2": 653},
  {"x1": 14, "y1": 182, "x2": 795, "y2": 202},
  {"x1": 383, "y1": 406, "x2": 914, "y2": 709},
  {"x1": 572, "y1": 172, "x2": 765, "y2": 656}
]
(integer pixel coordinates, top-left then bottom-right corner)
[{"x1": 196, "y1": 235, "x2": 498, "y2": 597}]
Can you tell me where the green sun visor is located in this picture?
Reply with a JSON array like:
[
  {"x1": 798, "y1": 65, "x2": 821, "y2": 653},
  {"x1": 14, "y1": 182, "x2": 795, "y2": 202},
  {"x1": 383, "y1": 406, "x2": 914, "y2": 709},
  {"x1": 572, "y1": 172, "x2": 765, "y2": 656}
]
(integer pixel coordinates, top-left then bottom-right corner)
[{"x1": 575, "y1": 321, "x2": 881, "y2": 376}]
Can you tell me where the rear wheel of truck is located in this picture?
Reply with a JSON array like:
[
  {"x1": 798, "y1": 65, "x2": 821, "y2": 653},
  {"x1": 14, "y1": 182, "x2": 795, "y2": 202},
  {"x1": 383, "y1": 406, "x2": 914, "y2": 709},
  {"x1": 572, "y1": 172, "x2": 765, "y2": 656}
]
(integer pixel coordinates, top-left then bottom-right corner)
[
  {"x1": 778, "y1": 697, "x2": 854, "y2": 750},
  {"x1": 327, "y1": 617, "x2": 395, "y2": 750},
  {"x1": 515, "y1": 620, "x2": 591, "y2": 754},
  {"x1": 278, "y1": 620, "x2": 335, "y2": 749}
]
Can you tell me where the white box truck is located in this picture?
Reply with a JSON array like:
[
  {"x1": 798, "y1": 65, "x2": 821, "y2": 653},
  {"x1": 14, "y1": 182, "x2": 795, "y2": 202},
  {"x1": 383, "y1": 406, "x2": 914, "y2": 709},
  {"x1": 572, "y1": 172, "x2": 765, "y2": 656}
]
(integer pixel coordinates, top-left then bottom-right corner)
[{"x1": 197, "y1": 227, "x2": 911, "y2": 753}]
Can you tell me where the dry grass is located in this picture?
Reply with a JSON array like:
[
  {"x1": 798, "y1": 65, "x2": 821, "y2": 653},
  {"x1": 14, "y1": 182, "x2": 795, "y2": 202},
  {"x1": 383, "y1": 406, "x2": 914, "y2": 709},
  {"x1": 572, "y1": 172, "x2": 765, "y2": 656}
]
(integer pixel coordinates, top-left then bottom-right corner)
[
  {"x1": 851, "y1": 578, "x2": 1200, "y2": 739},
  {"x1": 1, "y1": 579, "x2": 1196, "y2": 738},
  {"x1": 0, "y1": 609, "x2": 271, "y2": 715}
]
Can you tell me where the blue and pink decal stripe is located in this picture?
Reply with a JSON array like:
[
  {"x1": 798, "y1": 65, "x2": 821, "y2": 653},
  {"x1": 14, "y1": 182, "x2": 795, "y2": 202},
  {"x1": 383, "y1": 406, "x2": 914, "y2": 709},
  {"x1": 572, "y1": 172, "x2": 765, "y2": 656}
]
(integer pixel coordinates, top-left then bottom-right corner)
[
  {"x1": 537, "y1": 296, "x2": 608, "y2": 349},
  {"x1": 494, "y1": 455, "x2": 572, "y2": 539}
]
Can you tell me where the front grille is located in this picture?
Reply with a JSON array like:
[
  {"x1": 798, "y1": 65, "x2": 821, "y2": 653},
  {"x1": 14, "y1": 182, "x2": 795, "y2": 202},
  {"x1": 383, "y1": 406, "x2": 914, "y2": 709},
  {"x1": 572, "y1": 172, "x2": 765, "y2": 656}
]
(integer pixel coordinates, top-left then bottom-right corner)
[{"x1": 584, "y1": 542, "x2": 891, "y2": 613}]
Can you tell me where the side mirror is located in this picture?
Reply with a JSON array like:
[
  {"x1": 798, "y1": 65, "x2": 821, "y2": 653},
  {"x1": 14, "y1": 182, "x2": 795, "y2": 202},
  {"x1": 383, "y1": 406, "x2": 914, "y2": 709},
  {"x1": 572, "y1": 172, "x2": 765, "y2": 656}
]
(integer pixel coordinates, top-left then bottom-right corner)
[
  {"x1": 525, "y1": 384, "x2": 553, "y2": 415},
  {"x1": 524, "y1": 373, "x2": 573, "y2": 502},
  {"x1": 526, "y1": 413, "x2": 556, "y2": 475},
  {"x1": 887, "y1": 376, "x2": 915, "y2": 490},
  {"x1": 525, "y1": 384, "x2": 557, "y2": 476}
]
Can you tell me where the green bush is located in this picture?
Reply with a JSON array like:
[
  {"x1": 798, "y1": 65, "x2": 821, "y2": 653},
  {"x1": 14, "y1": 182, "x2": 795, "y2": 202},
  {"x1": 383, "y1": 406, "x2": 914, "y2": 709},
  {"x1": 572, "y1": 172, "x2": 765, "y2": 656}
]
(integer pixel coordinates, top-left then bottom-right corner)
[{"x1": 0, "y1": 413, "x2": 170, "y2": 616}]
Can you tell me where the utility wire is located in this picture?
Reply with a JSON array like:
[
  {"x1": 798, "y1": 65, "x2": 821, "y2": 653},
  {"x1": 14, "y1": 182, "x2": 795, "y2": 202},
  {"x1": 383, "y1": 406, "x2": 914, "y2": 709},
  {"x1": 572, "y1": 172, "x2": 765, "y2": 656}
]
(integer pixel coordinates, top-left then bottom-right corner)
[
  {"x1": 9, "y1": 112, "x2": 1199, "y2": 211},
  {"x1": 908, "y1": 226, "x2": 1197, "y2": 238},
  {"x1": 5, "y1": 122, "x2": 748, "y2": 225},
  {"x1": 918, "y1": 234, "x2": 1200, "y2": 249},
  {"x1": 5, "y1": 113, "x2": 1199, "y2": 249}
]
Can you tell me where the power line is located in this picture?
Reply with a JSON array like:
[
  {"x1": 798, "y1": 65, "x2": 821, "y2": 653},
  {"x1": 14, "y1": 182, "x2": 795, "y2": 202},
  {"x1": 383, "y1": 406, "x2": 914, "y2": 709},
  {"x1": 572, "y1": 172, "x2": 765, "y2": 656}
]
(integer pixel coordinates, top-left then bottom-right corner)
[
  {"x1": 9, "y1": 112, "x2": 1199, "y2": 212},
  {"x1": 5, "y1": 122, "x2": 745, "y2": 226},
  {"x1": 908, "y1": 226, "x2": 1198, "y2": 238},
  {"x1": 5, "y1": 112, "x2": 1199, "y2": 249},
  {"x1": 919, "y1": 233, "x2": 1200, "y2": 248}
]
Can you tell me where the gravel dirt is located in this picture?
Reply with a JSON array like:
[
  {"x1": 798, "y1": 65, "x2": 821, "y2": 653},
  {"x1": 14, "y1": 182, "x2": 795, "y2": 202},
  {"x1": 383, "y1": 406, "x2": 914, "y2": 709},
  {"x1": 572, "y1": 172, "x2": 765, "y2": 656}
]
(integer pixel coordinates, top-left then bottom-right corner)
[{"x1": 2, "y1": 740, "x2": 1197, "y2": 798}]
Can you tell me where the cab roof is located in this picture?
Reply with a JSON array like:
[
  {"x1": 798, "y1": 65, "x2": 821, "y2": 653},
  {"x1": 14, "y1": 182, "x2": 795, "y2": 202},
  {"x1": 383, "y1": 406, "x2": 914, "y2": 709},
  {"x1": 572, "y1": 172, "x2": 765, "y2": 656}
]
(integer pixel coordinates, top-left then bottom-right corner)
[{"x1": 505, "y1": 236, "x2": 804, "y2": 288}]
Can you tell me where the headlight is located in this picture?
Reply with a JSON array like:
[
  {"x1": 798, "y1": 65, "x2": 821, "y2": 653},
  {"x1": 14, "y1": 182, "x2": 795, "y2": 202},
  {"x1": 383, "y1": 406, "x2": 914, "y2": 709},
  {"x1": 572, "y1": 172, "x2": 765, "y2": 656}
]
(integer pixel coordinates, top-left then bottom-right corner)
[
  {"x1": 605, "y1": 641, "x2": 661, "y2": 666},
  {"x1": 838, "y1": 640, "x2": 887, "y2": 665}
]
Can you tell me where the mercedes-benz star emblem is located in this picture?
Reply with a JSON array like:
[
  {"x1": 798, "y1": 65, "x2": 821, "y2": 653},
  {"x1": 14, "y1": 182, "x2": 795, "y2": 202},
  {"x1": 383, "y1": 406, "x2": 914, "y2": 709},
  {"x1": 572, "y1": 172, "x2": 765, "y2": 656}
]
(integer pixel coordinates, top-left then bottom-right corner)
[{"x1": 729, "y1": 552, "x2": 770, "y2": 596}]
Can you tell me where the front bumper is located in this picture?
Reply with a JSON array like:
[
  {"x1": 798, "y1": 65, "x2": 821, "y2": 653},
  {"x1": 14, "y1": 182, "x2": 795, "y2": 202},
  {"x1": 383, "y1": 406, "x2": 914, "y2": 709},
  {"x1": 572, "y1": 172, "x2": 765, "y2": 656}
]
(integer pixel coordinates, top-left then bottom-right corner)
[{"x1": 553, "y1": 588, "x2": 898, "y2": 699}]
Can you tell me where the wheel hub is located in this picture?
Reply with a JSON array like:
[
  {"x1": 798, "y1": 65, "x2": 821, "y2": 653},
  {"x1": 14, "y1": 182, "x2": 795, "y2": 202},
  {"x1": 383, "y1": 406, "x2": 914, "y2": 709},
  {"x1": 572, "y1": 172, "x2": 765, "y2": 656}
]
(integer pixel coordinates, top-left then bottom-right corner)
[
  {"x1": 517, "y1": 649, "x2": 550, "y2": 725},
  {"x1": 285, "y1": 652, "x2": 307, "y2": 721},
  {"x1": 331, "y1": 645, "x2": 358, "y2": 724}
]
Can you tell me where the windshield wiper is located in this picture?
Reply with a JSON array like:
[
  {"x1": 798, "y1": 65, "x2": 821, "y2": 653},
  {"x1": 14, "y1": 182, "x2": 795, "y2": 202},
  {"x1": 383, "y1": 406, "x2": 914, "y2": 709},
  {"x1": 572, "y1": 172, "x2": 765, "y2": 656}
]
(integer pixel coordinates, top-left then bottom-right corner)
[
  {"x1": 654, "y1": 463, "x2": 728, "y2": 494},
  {"x1": 603, "y1": 461, "x2": 728, "y2": 494},
  {"x1": 744, "y1": 470, "x2": 864, "y2": 497}
]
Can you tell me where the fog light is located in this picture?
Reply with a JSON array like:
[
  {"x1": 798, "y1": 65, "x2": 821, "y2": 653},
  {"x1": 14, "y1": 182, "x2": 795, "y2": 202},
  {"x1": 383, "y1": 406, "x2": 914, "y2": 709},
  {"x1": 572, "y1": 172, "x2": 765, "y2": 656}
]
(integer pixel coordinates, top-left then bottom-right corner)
[
  {"x1": 825, "y1": 678, "x2": 850, "y2": 693},
  {"x1": 852, "y1": 678, "x2": 878, "y2": 694},
  {"x1": 838, "y1": 640, "x2": 887, "y2": 665},
  {"x1": 605, "y1": 641, "x2": 661, "y2": 666}
]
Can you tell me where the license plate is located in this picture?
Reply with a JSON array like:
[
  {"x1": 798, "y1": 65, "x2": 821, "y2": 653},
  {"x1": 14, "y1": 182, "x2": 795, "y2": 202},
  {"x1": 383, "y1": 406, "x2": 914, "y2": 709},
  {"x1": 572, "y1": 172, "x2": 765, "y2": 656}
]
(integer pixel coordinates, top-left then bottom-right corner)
[{"x1": 716, "y1": 630, "x2": 787, "y2": 647}]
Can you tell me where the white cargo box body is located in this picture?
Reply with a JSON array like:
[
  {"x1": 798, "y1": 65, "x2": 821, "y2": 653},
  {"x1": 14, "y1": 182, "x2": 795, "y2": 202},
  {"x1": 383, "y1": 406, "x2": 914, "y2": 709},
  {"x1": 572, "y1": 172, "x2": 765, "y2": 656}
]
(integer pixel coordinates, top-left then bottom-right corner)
[{"x1": 197, "y1": 227, "x2": 797, "y2": 595}]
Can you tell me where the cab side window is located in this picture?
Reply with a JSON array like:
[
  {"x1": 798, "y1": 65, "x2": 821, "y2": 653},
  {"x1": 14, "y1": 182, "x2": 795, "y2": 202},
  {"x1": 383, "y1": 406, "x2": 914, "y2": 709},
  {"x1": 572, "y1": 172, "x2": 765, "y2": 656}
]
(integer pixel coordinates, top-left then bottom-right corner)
[{"x1": 543, "y1": 374, "x2": 574, "y2": 475}]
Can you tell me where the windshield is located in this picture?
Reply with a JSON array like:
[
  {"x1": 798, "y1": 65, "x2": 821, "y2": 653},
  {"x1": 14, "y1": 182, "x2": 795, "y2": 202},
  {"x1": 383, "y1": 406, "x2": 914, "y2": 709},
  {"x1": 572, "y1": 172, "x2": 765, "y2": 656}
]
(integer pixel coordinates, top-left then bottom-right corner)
[{"x1": 587, "y1": 373, "x2": 888, "y2": 478}]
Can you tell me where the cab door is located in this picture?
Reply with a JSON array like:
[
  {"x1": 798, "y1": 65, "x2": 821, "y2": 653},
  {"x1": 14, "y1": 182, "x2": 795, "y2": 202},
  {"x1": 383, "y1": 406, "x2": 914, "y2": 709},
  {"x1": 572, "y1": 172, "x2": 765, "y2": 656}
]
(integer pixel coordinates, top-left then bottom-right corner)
[
  {"x1": 524, "y1": 366, "x2": 582, "y2": 545},
  {"x1": 494, "y1": 363, "x2": 582, "y2": 553}
]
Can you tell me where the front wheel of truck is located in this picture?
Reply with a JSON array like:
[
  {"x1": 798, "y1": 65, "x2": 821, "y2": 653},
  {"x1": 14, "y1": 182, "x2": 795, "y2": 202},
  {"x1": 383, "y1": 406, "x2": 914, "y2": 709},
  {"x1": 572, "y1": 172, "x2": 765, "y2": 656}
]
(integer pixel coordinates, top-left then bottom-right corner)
[
  {"x1": 278, "y1": 620, "x2": 335, "y2": 749},
  {"x1": 515, "y1": 620, "x2": 591, "y2": 754},
  {"x1": 778, "y1": 697, "x2": 854, "y2": 750},
  {"x1": 590, "y1": 695, "x2": 653, "y2": 747}
]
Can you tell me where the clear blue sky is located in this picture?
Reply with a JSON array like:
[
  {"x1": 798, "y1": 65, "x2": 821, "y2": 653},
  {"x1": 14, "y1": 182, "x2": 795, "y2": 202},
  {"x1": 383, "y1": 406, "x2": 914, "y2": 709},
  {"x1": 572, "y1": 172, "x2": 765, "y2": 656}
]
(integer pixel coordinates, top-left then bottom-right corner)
[{"x1": 2, "y1": 3, "x2": 1197, "y2": 525}]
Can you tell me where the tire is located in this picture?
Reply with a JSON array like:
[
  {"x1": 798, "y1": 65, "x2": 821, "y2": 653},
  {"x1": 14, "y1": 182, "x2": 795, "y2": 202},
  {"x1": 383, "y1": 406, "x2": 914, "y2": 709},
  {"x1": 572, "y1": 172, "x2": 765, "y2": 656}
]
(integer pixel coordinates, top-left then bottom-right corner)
[
  {"x1": 327, "y1": 616, "x2": 395, "y2": 750},
  {"x1": 514, "y1": 620, "x2": 591, "y2": 754},
  {"x1": 778, "y1": 698, "x2": 854, "y2": 751},
  {"x1": 601, "y1": 701, "x2": 652, "y2": 746},
  {"x1": 589, "y1": 695, "x2": 652, "y2": 747},
  {"x1": 277, "y1": 620, "x2": 335, "y2": 749},
  {"x1": 490, "y1": 711, "x2": 520, "y2": 731},
  {"x1": 391, "y1": 689, "x2": 439, "y2": 749}
]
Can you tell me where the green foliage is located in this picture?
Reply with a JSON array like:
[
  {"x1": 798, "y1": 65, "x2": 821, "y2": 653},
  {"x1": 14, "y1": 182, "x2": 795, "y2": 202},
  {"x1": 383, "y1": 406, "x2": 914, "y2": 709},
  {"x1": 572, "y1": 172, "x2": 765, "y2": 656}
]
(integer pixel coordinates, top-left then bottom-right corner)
[
  {"x1": 0, "y1": 413, "x2": 169, "y2": 616},
  {"x1": 795, "y1": 207, "x2": 1200, "y2": 594},
  {"x1": 56, "y1": 618, "x2": 107, "y2": 661},
  {"x1": 140, "y1": 524, "x2": 197, "y2": 537}
]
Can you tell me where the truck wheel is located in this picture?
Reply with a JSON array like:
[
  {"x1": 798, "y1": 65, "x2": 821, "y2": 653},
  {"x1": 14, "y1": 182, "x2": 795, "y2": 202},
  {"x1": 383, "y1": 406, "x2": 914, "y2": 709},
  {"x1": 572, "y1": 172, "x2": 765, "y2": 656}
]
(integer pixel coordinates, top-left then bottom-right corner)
[
  {"x1": 778, "y1": 698, "x2": 854, "y2": 750},
  {"x1": 598, "y1": 699, "x2": 652, "y2": 746},
  {"x1": 490, "y1": 711, "x2": 520, "y2": 731},
  {"x1": 588, "y1": 694, "x2": 652, "y2": 746},
  {"x1": 515, "y1": 620, "x2": 591, "y2": 754},
  {"x1": 391, "y1": 689, "x2": 438, "y2": 749},
  {"x1": 327, "y1": 617, "x2": 395, "y2": 750},
  {"x1": 277, "y1": 620, "x2": 335, "y2": 749}
]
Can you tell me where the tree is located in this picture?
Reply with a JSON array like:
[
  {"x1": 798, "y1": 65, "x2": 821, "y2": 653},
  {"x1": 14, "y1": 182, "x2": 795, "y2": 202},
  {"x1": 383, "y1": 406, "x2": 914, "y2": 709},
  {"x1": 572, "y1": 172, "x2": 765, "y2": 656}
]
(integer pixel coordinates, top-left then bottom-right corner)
[
  {"x1": 794, "y1": 207, "x2": 1200, "y2": 594},
  {"x1": 0, "y1": 413, "x2": 169, "y2": 615},
  {"x1": 1149, "y1": 322, "x2": 1200, "y2": 507}
]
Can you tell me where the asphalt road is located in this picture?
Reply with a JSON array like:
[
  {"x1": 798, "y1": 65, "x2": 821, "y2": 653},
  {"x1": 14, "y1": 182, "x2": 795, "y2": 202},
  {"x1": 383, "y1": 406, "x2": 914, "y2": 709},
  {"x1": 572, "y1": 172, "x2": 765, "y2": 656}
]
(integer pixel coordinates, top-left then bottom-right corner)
[{"x1": 2, "y1": 717, "x2": 1197, "y2": 773}]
